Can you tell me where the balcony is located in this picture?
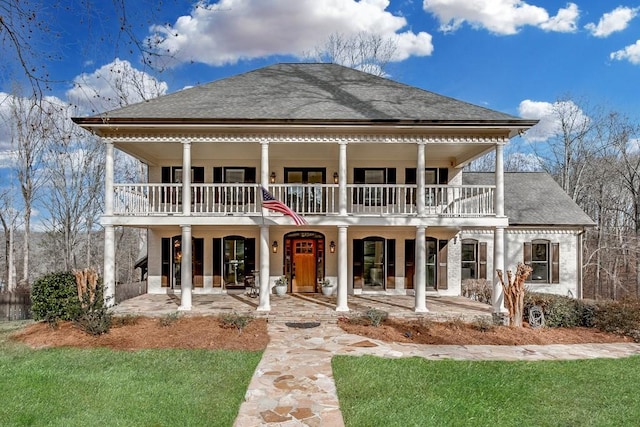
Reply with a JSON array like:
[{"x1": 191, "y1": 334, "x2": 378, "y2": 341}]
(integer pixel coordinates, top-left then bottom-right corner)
[{"x1": 112, "y1": 183, "x2": 495, "y2": 217}]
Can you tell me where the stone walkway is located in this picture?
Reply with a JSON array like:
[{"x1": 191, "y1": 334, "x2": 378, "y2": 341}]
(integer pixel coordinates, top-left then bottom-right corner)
[
  {"x1": 233, "y1": 321, "x2": 640, "y2": 427},
  {"x1": 112, "y1": 294, "x2": 640, "y2": 426}
]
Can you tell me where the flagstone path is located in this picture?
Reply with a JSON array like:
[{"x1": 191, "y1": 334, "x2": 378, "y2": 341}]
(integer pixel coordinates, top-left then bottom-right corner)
[{"x1": 233, "y1": 321, "x2": 640, "y2": 426}]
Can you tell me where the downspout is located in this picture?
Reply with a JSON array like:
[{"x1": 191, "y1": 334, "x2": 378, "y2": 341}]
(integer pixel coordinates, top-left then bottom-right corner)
[{"x1": 576, "y1": 228, "x2": 586, "y2": 299}]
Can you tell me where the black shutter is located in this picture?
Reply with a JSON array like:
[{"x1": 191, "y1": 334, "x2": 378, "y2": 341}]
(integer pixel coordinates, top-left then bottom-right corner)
[
  {"x1": 353, "y1": 168, "x2": 365, "y2": 204},
  {"x1": 213, "y1": 167, "x2": 223, "y2": 183},
  {"x1": 386, "y1": 239, "x2": 396, "y2": 289},
  {"x1": 438, "y1": 168, "x2": 449, "y2": 184},
  {"x1": 524, "y1": 242, "x2": 532, "y2": 265},
  {"x1": 245, "y1": 238, "x2": 256, "y2": 279},
  {"x1": 245, "y1": 168, "x2": 257, "y2": 203},
  {"x1": 386, "y1": 168, "x2": 396, "y2": 204},
  {"x1": 161, "y1": 238, "x2": 170, "y2": 287},
  {"x1": 353, "y1": 239, "x2": 364, "y2": 289},
  {"x1": 161, "y1": 167, "x2": 171, "y2": 183},
  {"x1": 405, "y1": 168, "x2": 416, "y2": 205},
  {"x1": 405, "y1": 239, "x2": 415, "y2": 290},
  {"x1": 245, "y1": 167, "x2": 256, "y2": 183},
  {"x1": 551, "y1": 243, "x2": 560, "y2": 284},
  {"x1": 213, "y1": 167, "x2": 223, "y2": 203},
  {"x1": 405, "y1": 168, "x2": 417, "y2": 184},
  {"x1": 193, "y1": 167, "x2": 204, "y2": 183},
  {"x1": 479, "y1": 242, "x2": 487, "y2": 280},
  {"x1": 438, "y1": 240, "x2": 448, "y2": 290},
  {"x1": 193, "y1": 238, "x2": 204, "y2": 287},
  {"x1": 213, "y1": 238, "x2": 222, "y2": 287}
]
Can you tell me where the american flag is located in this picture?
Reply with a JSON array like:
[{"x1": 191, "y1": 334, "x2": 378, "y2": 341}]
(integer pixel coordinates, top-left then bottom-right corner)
[{"x1": 261, "y1": 186, "x2": 307, "y2": 226}]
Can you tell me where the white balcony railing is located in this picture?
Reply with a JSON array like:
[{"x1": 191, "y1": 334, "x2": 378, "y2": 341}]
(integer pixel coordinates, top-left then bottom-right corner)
[{"x1": 112, "y1": 183, "x2": 495, "y2": 217}]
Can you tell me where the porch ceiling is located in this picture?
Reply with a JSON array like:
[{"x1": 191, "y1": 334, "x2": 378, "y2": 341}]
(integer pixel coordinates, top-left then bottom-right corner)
[{"x1": 116, "y1": 140, "x2": 495, "y2": 168}]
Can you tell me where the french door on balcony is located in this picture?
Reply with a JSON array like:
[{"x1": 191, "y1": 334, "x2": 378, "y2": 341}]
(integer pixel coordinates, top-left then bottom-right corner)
[
  {"x1": 284, "y1": 168, "x2": 325, "y2": 214},
  {"x1": 161, "y1": 167, "x2": 204, "y2": 204}
]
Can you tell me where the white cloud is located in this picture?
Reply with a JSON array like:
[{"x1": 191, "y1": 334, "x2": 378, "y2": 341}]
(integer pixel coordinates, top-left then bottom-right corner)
[
  {"x1": 147, "y1": 0, "x2": 433, "y2": 67},
  {"x1": 66, "y1": 59, "x2": 168, "y2": 114},
  {"x1": 540, "y1": 3, "x2": 579, "y2": 33},
  {"x1": 610, "y1": 40, "x2": 640, "y2": 65},
  {"x1": 422, "y1": 0, "x2": 579, "y2": 35},
  {"x1": 0, "y1": 150, "x2": 16, "y2": 170},
  {"x1": 585, "y1": 6, "x2": 638, "y2": 38},
  {"x1": 518, "y1": 99, "x2": 589, "y2": 141}
]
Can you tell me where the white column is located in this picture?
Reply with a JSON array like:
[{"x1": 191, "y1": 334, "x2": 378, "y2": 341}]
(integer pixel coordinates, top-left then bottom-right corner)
[
  {"x1": 339, "y1": 142, "x2": 347, "y2": 216},
  {"x1": 258, "y1": 225, "x2": 271, "y2": 311},
  {"x1": 261, "y1": 140, "x2": 270, "y2": 187},
  {"x1": 182, "y1": 140, "x2": 191, "y2": 215},
  {"x1": 414, "y1": 226, "x2": 428, "y2": 312},
  {"x1": 103, "y1": 225, "x2": 116, "y2": 306},
  {"x1": 336, "y1": 225, "x2": 349, "y2": 312},
  {"x1": 495, "y1": 143, "x2": 505, "y2": 217},
  {"x1": 493, "y1": 226, "x2": 506, "y2": 313},
  {"x1": 179, "y1": 225, "x2": 192, "y2": 311},
  {"x1": 417, "y1": 142, "x2": 426, "y2": 216},
  {"x1": 105, "y1": 140, "x2": 114, "y2": 216}
]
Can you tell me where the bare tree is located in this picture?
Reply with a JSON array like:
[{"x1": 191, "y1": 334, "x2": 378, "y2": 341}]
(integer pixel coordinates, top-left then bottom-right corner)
[
  {"x1": 4, "y1": 92, "x2": 57, "y2": 285},
  {"x1": 0, "y1": 187, "x2": 20, "y2": 290},
  {"x1": 0, "y1": 0, "x2": 174, "y2": 95},
  {"x1": 531, "y1": 97, "x2": 603, "y2": 203},
  {"x1": 40, "y1": 104, "x2": 104, "y2": 271},
  {"x1": 307, "y1": 32, "x2": 398, "y2": 77},
  {"x1": 601, "y1": 112, "x2": 640, "y2": 295}
]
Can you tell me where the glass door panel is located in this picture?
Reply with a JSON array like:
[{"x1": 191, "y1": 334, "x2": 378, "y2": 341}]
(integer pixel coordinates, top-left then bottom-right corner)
[
  {"x1": 224, "y1": 238, "x2": 246, "y2": 288},
  {"x1": 363, "y1": 240, "x2": 384, "y2": 290},
  {"x1": 426, "y1": 239, "x2": 437, "y2": 289}
]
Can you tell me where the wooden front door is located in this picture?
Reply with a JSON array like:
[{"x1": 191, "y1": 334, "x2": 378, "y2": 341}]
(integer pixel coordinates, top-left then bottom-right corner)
[{"x1": 292, "y1": 239, "x2": 316, "y2": 292}]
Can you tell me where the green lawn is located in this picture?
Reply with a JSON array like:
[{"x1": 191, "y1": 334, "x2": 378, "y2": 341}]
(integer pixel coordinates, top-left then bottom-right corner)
[
  {"x1": 333, "y1": 355, "x2": 640, "y2": 427},
  {"x1": 0, "y1": 321, "x2": 262, "y2": 427}
]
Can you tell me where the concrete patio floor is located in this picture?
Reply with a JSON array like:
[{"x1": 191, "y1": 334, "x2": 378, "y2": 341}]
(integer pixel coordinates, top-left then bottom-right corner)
[{"x1": 111, "y1": 292, "x2": 493, "y2": 322}]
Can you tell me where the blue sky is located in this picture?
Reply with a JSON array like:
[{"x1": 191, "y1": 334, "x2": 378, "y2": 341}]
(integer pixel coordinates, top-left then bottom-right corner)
[{"x1": 2, "y1": 0, "x2": 640, "y2": 156}]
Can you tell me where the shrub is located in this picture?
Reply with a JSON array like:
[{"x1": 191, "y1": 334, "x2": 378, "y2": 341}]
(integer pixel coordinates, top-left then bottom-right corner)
[
  {"x1": 461, "y1": 279, "x2": 492, "y2": 305},
  {"x1": 74, "y1": 307, "x2": 112, "y2": 335},
  {"x1": 73, "y1": 279, "x2": 111, "y2": 336},
  {"x1": 472, "y1": 316, "x2": 496, "y2": 332},
  {"x1": 31, "y1": 272, "x2": 82, "y2": 324},
  {"x1": 593, "y1": 298, "x2": 640, "y2": 341},
  {"x1": 159, "y1": 312, "x2": 181, "y2": 327},
  {"x1": 363, "y1": 308, "x2": 388, "y2": 327},
  {"x1": 112, "y1": 315, "x2": 140, "y2": 327},
  {"x1": 219, "y1": 312, "x2": 253, "y2": 331},
  {"x1": 524, "y1": 292, "x2": 596, "y2": 328}
]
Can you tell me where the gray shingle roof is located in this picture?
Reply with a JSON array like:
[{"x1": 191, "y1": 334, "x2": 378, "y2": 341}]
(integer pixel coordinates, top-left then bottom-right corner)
[
  {"x1": 96, "y1": 63, "x2": 529, "y2": 123},
  {"x1": 463, "y1": 172, "x2": 595, "y2": 226}
]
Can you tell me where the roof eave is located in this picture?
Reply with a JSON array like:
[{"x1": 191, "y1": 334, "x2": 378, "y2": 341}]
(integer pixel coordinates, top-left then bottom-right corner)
[{"x1": 72, "y1": 117, "x2": 539, "y2": 136}]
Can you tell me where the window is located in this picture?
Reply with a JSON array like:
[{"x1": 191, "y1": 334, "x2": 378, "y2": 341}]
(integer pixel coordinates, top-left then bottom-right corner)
[
  {"x1": 524, "y1": 240, "x2": 559, "y2": 284},
  {"x1": 405, "y1": 168, "x2": 449, "y2": 206},
  {"x1": 161, "y1": 166, "x2": 205, "y2": 204},
  {"x1": 461, "y1": 239, "x2": 487, "y2": 280},
  {"x1": 285, "y1": 168, "x2": 326, "y2": 213},
  {"x1": 353, "y1": 168, "x2": 396, "y2": 206},
  {"x1": 213, "y1": 167, "x2": 256, "y2": 204}
]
